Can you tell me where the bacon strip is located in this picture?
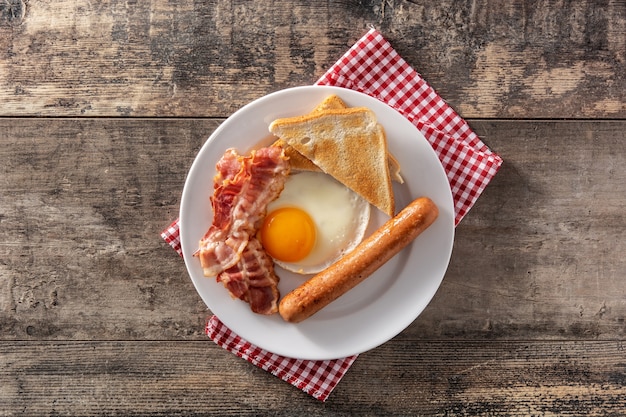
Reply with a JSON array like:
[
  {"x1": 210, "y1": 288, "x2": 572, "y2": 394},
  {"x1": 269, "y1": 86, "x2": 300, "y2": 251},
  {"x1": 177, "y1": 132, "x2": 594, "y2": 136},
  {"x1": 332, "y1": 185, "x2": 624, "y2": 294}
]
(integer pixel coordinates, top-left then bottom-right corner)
[
  {"x1": 218, "y1": 238, "x2": 280, "y2": 314},
  {"x1": 196, "y1": 146, "x2": 289, "y2": 314},
  {"x1": 198, "y1": 146, "x2": 289, "y2": 276}
]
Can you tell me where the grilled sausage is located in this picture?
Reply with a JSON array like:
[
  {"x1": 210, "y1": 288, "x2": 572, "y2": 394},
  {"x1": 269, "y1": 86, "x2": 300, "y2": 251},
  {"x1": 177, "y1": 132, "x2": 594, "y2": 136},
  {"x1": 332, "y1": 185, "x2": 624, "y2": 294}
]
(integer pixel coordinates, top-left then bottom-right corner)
[{"x1": 279, "y1": 196, "x2": 439, "y2": 323}]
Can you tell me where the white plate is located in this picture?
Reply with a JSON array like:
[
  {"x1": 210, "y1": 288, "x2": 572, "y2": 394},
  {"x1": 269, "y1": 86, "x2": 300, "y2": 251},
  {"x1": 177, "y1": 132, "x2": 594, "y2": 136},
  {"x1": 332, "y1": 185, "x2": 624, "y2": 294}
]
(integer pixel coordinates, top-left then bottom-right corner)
[{"x1": 180, "y1": 86, "x2": 454, "y2": 360}]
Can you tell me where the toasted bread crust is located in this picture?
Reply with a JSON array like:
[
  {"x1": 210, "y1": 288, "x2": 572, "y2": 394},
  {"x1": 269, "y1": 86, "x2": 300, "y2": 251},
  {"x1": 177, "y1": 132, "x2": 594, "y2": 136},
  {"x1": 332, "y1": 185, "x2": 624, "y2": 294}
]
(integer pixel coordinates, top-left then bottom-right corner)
[
  {"x1": 269, "y1": 107, "x2": 395, "y2": 217},
  {"x1": 272, "y1": 138, "x2": 322, "y2": 172},
  {"x1": 312, "y1": 94, "x2": 348, "y2": 112},
  {"x1": 271, "y1": 95, "x2": 403, "y2": 184},
  {"x1": 270, "y1": 96, "x2": 347, "y2": 172}
]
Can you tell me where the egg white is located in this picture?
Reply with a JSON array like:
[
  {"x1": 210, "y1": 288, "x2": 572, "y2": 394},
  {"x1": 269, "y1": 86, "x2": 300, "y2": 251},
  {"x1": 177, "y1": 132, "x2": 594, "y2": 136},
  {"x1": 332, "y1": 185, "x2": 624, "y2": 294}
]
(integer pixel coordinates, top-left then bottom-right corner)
[{"x1": 265, "y1": 171, "x2": 370, "y2": 274}]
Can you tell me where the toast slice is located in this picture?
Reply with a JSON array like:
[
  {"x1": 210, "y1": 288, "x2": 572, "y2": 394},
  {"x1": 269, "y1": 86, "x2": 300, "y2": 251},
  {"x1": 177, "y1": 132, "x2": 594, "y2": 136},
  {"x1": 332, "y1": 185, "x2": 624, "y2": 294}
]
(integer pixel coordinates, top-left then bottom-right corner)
[
  {"x1": 311, "y1": 94, "x2": 348, "y2": 112},
  {"x1": 272, "y1": 95, "x2": 403, "y2": 183},
  {"x1": 271, "y1": 95, "x2": 348, "y2": 173},
  {"x1": 269, "y1": 107, "x2": 395, "y2": 217},
  {"x1": 272, "y1": 138, "x2": 320, "y2": 171}
]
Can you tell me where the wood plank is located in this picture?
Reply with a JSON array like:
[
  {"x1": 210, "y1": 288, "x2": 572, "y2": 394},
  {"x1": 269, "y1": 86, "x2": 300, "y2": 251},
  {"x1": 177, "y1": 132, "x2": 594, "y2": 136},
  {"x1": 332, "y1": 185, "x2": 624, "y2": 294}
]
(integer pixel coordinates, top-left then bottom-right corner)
[
  {"x1": 1, "y1": 340, "x2": 625, "y2": 415},
  {"x1": 412, "y1": 119, "x2": 626, "y2": 340},
  {"x1": 1, "y1": 1, "x2": 624, "y2": 118},
  {"x1": 0, "y1": 118, "x2": 216, "y2": 340},
  {"x1": 1, "y1": 118, "x2": 624, "y2": 341}
]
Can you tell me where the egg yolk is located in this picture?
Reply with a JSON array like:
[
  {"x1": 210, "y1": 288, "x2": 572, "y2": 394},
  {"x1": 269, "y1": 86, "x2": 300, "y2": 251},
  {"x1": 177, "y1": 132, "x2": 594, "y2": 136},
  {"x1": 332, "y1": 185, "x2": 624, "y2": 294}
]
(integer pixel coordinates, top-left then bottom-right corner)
[{"x1": 260, "y1": 207, "x2": 316, "y2": 262}]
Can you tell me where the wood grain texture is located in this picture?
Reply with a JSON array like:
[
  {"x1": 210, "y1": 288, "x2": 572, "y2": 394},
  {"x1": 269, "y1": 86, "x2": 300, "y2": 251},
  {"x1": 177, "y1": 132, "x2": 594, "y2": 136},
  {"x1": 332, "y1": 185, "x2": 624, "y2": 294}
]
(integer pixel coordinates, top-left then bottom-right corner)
[
  {"x1": 1, "y1": 340, "x2": 625, "y2": 415},
  {"x1": 413, "y1": 120, "x2": 626, "y2": 340},
  {"x1": 0, "y1": 118, "x2": 214, "y2": 340},
  {"x1": 1, "y1": 1, "x2": 625, "y2": 414},
  {"x1": 0, "y1": 0, "x2": 624, "y2": 118},
  {"x1": 1, "y1": 118, "x2": 624, "y2": 341}
]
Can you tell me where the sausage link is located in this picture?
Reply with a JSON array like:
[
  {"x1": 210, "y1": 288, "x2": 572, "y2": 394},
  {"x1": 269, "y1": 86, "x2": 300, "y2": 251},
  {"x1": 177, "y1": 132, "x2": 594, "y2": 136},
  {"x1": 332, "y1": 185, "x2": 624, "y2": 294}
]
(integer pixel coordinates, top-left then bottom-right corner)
[{"x1": 279, "y1": 196, "x2": 439, "y2": 323}]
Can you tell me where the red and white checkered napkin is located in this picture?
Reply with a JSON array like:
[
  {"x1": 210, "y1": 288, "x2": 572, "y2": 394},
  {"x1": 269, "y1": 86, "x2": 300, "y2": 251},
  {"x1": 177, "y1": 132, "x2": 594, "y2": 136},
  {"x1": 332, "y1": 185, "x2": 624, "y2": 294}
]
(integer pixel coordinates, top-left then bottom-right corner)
[
  {"x1": 161, "y1": 28, "x2": 502, "y2": 401},
  {"x1": 317, "y1": 29, "x2": 502, "y2": 224},
  {"x1": 205, "y1": 316, "x2": 357, "y2": 402}
]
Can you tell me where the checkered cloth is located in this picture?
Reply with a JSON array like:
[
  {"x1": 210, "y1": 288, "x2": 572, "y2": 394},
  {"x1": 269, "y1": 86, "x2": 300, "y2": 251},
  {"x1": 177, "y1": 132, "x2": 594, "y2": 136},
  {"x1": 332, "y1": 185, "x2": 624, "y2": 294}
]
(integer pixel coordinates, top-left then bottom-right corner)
[
  {"x1": 161, "y1": 28, "x2": 502, "y2": 401},
  {"x1": 205, "y1": 316, "x2": 357, "y2": 401}
]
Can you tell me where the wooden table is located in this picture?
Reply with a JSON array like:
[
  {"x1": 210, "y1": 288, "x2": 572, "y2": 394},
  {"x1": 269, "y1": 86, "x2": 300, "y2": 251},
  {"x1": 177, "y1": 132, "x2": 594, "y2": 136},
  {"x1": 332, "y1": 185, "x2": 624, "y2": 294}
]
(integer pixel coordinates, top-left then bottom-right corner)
[{"x1": 2, "y1": 1, "x2": 625, "y2": 415}]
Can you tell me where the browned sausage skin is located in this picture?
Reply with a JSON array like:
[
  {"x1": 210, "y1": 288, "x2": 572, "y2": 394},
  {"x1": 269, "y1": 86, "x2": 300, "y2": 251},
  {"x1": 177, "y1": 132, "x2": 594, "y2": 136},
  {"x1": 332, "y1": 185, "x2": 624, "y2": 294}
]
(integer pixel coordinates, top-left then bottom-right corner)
[{"x1": 279, "y1": 197, "x2": 439, "y2": 323}]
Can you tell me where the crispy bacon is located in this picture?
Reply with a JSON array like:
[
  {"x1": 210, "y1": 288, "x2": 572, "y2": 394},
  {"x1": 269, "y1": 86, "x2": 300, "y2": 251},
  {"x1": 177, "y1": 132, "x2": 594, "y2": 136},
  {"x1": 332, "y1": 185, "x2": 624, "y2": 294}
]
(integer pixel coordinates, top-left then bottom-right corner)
[
  {"x1": 217, "y1": 238, "x2": 280, "y2": 314},
  {"x1": 211, "y1": 149, "x2": 243, "y2": 228},
  {"x1": 196, "y1": 145, "x2": 289, "y2": 314}
]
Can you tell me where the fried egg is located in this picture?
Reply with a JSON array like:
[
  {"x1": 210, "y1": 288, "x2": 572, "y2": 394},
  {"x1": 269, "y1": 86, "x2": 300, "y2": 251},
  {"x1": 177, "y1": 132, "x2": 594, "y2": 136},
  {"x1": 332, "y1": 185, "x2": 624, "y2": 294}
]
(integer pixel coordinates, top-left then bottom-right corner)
[{"x1": 259, "y1": 171, "x2": 370, "y2": 275}]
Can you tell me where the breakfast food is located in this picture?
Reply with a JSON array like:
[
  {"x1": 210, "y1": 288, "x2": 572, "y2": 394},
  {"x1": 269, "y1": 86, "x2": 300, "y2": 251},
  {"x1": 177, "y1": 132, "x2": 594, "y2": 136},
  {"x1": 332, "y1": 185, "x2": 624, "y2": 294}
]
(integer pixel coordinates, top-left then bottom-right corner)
[
  {"x1": 272, "y1": 95, "x2": 403, "y2": 184},
  {"x1": 269, "y1": 106, "x2": 396, "y2": 217},
  {"x1": 313, "y1": 94, "x2": 348, "y2": 112},
  {"x1": 197, "y1": 94, "x2": 421, "y2": 316},
  {"x1": 196, "y1": 146, "x2": 290, "y2": 314},
  {"x1": 278, "y1": 197, "x2": 439, "y2": 323},
  {"x1": 259, "y1": 171, "x2": 370, "y2": 274}
]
